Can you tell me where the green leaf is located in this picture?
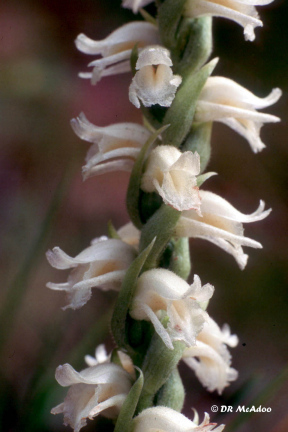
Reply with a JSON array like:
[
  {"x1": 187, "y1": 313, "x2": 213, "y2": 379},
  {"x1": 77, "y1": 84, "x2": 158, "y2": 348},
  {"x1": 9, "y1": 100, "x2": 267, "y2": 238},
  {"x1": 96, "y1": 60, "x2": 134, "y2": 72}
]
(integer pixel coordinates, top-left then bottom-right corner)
[
  {"x1": 162, "y1": 58, "x2": 218, "y2": 149},
  {"x1": 140, "y1": 9, "x2": 157, "y2": 26},
  {"x1": 181, "y1": 122, "x2": 213, "y2": 173},
  {"x1": 174, "y1": 17, "x2": 212, "y2": 78},
  {"x1": 137, "y1": 333, "x2": 186, "y2": 413},
  {"x1": 126, "y1": 125, "x2": 170, "y2": 229},
  {"x1": 130, "y1": 44, "x2": 139, "y2": 77},
  {"x1": 111, "y1": 238, "x2": 156, "y2": 354},
  {"x1": 139, "y1": 204, "x2": 181, "y2": 272},
  {"x1": 114, "y1": 369, "x2": 144, "y2": 432},
  {"x1": 107, "y1": 220, "x2": 121, "y2": 239},
  {"x1": 197, "y1": 171, "x2": 217, "y2": 187},
  {"x1": 157, "y1": 0, "x2": 187, "y2": 51},
  {"x1": 155, "y1": 368, "x2": 185, "y2": 412}
]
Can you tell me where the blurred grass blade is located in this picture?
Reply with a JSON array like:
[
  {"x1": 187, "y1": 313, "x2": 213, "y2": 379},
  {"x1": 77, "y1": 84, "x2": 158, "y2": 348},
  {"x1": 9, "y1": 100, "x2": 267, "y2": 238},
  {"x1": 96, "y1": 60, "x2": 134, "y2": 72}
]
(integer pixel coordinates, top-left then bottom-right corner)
[
  {"x1": 226, "y1": 365, "x2": 288, "y2": 432},
  {"x1": 0, "y1": 170, "x2": 72, "y2": 356}
]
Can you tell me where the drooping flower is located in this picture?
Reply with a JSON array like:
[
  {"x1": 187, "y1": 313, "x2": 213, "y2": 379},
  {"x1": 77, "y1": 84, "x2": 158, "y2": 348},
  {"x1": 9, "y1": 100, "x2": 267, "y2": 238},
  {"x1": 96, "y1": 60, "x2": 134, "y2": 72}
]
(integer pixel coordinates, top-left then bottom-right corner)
[
  {"x1": 195, "y1": 77, "x2": 282, "y2": 152},
  {"x1": 175, "y1": 190, "x2": 271, "y2": 269},
  {"x1": 51, "y1": 361, "x2": 133, "y2": 432},
  {"x1": 46, "y1": 237, "x2": 137, "y2": 309},
  {"x1": 122, "y1": 0, "x2": 154, "y2": 14},
  {"x1": 130, "y1": 268, "x2": 214, "y2": 350},
  {"x1": 132, "y1": 407, "x2": 225, "y2": 431},
  {"x1": 184, "y1": 0, "x2": 275, "y2": 42},
  {"x1": 75, "y1": 22, "x2": 160, "y2": 84},
  {"x1": 129, "y1": 46, "x2": 182, "y2": 108},
  {"x1": 71, "y1": 113, "x2": 150, "y2": 179},
  {"x1": 141, "y1": 145, "x2": 201, "y2": 212},
  {"x1": 182, "y1": 316, "x2": 238, "y2": 394}
]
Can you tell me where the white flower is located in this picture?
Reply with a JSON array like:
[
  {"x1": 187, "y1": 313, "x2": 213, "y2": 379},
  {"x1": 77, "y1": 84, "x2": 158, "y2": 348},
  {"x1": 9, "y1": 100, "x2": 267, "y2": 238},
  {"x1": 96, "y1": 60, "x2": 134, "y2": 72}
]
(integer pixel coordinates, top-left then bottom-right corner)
[
  {"x1": 141, "y1": 145, "x2": 201, "y2": 212},
  {"x1": 71, "y1": 113, "x2": 150, "y2": 179},
  {"x1": 129, "y1": 46, "x2": 182, "y2": 108},
  {"x1": 46, "y1": 237, "x2": 137, "y2": 309},
  {"x1": 51, "y1": 362, "x2": 133, "y2": 432},
  {"x1": 75, "y1": 22, "x2": 160, "y2": 84},
  {"x1": 122, "y1": 0, "x2": 154, "y2": 13},
  {"x1": 132, "y1": 407, "x2": 225, "y2": 432},
  {"x1": 130, "y1": 268, "x2": 214, "y2": 350},
  {"x1": 184, "y1": 0, "x2": 275, "y2": 41},
  {"x1": 195, "y1": 76, "x2": 281, "y2": 152},
  {"x1": 182, "y1": 316, "x2": 238, "y2": 394},
  {"x1": 175, "y1": 190, "x2": 271, "y2": 269}
]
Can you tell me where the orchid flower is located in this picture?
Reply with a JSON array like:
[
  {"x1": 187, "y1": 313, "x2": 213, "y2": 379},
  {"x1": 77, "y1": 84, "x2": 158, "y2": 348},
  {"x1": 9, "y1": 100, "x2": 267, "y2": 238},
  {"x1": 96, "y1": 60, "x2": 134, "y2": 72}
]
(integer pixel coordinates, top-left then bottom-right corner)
[
  {"x1": 76, "y1": 21, "x2": 160, "y2": 84},
  {"x1": 183, "y1": 316, "x2": 238, "y2": 394},
  {"x1": 122, "y1": 0, "x2": 154, "y2": 14},
  {"x1": 46, "y1": 237, "x2": 137, "y2": 309},
  {"x1": 132, "y1": 407, "x2": 225, "y2": 431},
  {"x1": 51, "y1": 362, "x2": 133, "y2": 432},
  {"x1": 141, "y1": 145, "x2": 201, "y2": 212},
  {"x1": 129, "y1": 46, "x2": 182, "y2": 108},
  {"x1": 130, "y1": 269, "x2": 214, "y2": 350},
  {"x1": 195, "y1": 77, "x2": 282, "y2": 152},
  {"x1": 184, "y1": 0, "x2": 275, "y2": 41},
  {"x1": 71, "y1": 113, "x2": 150, "y2": 179},
  {"x1": 175, "y1": 190, "x2": 271, "y2": 269}
]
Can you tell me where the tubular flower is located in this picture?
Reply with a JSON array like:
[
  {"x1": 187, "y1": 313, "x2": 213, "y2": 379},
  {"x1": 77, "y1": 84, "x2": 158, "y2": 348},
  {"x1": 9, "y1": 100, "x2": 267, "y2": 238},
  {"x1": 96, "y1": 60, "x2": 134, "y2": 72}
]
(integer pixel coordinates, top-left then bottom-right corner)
[
  {"x1": 51, "y1": 362, "x2": 133, "y2": 432},
  {"x1": 175, "y1": 190, "x2": 271, "y2": 269},
  {"x1": 132, "y1": 407, "x2": 225, "y2": 432},
  {"x1": 130, "y1": 269, "x2": 214, "y2": 350},
  {"x1": 141, "y1": 146, "x2": 201, "y2": 212},
  {"x1": 184, "y1": 0, "x2": 274, "y2": 42},
  {"x1": 182, "y1": 316, "x2": 238, "y2": 394},
  {"x1": 129, "y1": 46, "x2": 182, "y2": 108},
  {"x1": 46, "y1": 237, "x2": 137, "y2": 309},
  {"x1": 75, "y1": 22, "x2": 160, "y2": 84},
  {"x1": 122, "y1": 0, "x2": 154, "y2": 13},
  {"x1": 195, "y1": 77, "x2": 282, "y2": 152},
  {"x1": 71, "y1": 113, "x2": 150, "y2": 179}
]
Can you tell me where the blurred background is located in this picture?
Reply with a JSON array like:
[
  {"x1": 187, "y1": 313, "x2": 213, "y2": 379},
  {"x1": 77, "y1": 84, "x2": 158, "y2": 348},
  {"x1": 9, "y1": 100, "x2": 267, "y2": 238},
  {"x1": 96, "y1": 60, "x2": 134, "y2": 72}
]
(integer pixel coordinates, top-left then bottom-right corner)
[{"x1": 0, "y1": 0, "x2": 287, "y2": 431}]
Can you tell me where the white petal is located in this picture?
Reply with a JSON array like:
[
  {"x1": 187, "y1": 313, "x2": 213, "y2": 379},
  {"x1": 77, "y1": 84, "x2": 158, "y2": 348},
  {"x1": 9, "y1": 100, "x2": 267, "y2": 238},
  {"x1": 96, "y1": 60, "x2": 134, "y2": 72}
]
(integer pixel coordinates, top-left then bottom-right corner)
[
  {"x1": 75, "y1": 22, "x2": 160, "y2": 56},
  {"x1": 198, "y1": 191, "x2": 271, "y2": 223},
  {"x1": 136, "y1": 46, "x2": 173, "y2": 69},
  {"x1": 83, "y1": 159, "x2": 134, "y2": 179}
]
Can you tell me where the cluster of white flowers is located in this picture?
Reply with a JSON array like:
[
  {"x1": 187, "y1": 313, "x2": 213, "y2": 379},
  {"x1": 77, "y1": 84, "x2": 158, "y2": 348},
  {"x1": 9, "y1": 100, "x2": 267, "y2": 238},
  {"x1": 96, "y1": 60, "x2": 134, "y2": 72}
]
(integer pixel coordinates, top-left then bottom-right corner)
[{"x1": 47, "y1": 0, "x2": 280, "y2": 430}]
